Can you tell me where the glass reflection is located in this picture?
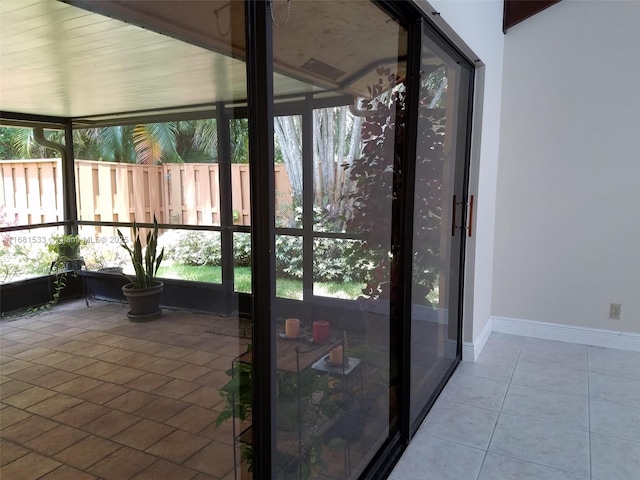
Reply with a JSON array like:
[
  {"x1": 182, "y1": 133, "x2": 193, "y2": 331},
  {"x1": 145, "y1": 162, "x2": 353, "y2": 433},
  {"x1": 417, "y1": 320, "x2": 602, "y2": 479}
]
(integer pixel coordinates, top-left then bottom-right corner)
[{"x1": 272, "y1": 1, "x2": 406, "y2": 477}]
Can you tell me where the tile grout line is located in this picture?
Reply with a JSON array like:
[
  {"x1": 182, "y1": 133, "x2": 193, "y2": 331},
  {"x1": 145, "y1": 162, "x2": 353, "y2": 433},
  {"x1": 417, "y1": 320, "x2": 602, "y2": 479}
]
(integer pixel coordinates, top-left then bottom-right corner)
[{"x1": 473, "y1": 335, "x2": 526, "y2": 480}]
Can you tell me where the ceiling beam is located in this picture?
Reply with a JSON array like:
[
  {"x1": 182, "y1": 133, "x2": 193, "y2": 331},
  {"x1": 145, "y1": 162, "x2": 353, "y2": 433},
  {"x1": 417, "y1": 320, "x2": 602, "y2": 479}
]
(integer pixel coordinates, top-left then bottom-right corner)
[{"x1": 503, "y1": 0, "x2": 561, "y2": 33}]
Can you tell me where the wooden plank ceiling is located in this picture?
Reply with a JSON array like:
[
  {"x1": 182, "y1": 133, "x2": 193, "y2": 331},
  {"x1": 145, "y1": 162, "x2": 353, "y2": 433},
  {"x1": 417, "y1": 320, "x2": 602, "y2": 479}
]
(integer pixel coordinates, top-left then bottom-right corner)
[{"x1": 0, "y1": 0, "x2": 407, "y2": 121}]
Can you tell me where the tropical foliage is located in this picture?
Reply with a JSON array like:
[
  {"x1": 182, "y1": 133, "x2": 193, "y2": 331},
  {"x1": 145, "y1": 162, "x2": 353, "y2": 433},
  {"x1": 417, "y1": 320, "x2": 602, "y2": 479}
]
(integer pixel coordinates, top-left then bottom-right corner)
[
  {"x1": 117, "y1": 216, "x2": 165, "y2": 289},
  {"x1": 344, "y1": 66, "x2": 448, "y2": 304}
]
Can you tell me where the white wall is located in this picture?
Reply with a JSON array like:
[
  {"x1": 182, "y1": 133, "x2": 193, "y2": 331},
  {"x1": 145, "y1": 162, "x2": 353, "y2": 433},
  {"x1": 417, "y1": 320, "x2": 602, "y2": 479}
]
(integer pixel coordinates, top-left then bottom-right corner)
[
  {"x1": 414, "y1": 0, "x2": 505, "y2": 346},
  {"x1": 493, "y1": 0, "x2": 640, "y2": 333}
]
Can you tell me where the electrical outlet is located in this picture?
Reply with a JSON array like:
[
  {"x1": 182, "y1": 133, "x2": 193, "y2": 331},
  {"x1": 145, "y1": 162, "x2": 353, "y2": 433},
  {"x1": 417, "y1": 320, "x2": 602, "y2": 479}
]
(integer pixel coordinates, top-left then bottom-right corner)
[{"x1": 609, "y1": 303, "x2": 622, "y2": 320}]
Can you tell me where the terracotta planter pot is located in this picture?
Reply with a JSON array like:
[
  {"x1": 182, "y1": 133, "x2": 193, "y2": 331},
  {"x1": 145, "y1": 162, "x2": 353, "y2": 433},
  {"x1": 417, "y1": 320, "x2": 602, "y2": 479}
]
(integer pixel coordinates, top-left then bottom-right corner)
[{"x1": 122, "y1": 281, "x2": 163, "y2": 321}]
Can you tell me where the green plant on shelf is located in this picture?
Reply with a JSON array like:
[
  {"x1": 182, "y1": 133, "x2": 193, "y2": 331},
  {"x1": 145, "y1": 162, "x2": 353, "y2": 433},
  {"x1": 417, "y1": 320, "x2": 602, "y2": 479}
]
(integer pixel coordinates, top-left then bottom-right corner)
[{"x1": 215, "y1": 345, "x2": 332, "y2": 478}]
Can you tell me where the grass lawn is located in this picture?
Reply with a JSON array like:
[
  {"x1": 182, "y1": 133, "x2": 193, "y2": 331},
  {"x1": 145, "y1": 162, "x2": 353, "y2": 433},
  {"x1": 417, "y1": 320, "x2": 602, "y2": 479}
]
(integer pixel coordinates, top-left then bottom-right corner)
[{"x1": 156, "y1": 262, "x2": 365, "y2": 300}]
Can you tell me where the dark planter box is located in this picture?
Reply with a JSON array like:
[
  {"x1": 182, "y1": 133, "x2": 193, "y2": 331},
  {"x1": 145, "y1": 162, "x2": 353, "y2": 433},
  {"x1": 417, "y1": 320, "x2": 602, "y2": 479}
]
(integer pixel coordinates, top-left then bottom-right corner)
[
  {"x1": 82, "y1": 272, "x2": 249, "y2": 316},
  {"x1": 0, "y1": 274, "x2": 84, "y2": 315}
]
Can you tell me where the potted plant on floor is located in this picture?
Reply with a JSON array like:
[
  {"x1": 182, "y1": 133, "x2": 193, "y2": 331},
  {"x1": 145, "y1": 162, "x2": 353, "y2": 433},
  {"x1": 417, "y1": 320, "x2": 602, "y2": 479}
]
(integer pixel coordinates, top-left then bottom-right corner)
[{"x1": 117, "y1": 215, "x2": 164, "y2": 321}]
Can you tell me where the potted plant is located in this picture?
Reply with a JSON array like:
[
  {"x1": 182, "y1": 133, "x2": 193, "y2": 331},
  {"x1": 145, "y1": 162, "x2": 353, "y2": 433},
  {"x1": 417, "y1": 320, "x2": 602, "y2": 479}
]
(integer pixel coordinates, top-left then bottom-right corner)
[
  {"x1": 43, "y1": 233, "x2": 87, "y2": 308},
  {"x1": 215, "y1": 346, "x2": 331, "y2": 479},
  {"x1": 47, "y1": 234, "x2": 86, "y2": 262},
  {"x1": 117, "y1": 215, "x2": 164, "y2": 321}
]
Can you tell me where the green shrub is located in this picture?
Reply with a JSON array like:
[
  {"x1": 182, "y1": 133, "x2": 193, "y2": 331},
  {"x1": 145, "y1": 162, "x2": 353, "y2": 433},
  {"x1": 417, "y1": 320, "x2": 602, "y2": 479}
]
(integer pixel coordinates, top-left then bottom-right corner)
[
  {"x1": 159, "y1": 229, "x2": 373, "y2": 284},
  {"x1": 159, "y1": 230, "x2": 222, "y2": 266},
  {"x1": 233, "y1": 233, "x2": 252, "y2": 267}
]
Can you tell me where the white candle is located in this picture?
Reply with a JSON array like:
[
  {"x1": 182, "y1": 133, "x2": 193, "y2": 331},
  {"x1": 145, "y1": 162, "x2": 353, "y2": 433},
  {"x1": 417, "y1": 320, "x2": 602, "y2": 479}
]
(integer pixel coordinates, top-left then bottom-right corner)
[{"x1": 285, "y1": 318, "x2": 300, "y2": 339}]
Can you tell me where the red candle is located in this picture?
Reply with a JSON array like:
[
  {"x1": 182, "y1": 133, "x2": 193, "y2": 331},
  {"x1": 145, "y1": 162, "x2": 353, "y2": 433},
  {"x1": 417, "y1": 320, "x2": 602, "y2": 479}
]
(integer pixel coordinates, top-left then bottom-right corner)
[{"x1": 312, "y1": 320, "x2": 330, "y2": 344}]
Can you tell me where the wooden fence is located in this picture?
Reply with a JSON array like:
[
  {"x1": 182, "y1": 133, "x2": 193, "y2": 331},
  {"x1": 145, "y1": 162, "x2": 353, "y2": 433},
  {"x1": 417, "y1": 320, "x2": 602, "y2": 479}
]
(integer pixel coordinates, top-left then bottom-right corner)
[{"x1": 1, "y1": 159, "x2": 292, "y2": 236}]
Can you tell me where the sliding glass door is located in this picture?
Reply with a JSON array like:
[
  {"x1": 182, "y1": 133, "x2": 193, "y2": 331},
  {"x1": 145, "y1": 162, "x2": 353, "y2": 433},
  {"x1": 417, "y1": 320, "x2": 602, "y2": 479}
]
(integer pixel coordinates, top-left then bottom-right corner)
[{"x1": 409, "y1": 22, "x2": 473, "y2": 427}]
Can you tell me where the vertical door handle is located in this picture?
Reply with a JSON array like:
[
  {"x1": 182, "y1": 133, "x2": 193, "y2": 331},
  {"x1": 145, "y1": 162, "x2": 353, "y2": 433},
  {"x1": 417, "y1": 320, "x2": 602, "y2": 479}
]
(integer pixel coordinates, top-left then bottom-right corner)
[
  {"x1": 451, "y1": 194, "x2": 475, "y2": 237},
  {"x1": 451, "y1": 194, "x2": 457, "y2": 236},
  {"x1": 467, "y1": 195, "x2": 474, "y2": 237}
]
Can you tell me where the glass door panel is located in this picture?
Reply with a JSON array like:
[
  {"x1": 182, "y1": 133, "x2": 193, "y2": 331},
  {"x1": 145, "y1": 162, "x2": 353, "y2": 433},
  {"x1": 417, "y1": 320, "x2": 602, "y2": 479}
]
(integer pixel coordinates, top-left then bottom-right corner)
[
  {"x1": 271, "y1": 1, "x2": 408, "y2": 478},
  {"x1": 410, "y1": 24, "x2": 473, "y2": 425}
]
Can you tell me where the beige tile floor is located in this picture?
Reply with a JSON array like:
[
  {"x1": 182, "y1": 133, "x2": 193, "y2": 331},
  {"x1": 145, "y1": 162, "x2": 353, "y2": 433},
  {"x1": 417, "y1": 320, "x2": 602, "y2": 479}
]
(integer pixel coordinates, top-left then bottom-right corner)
[{"x1": 1, "y1": 299, "x2": 251, "y2": 480}]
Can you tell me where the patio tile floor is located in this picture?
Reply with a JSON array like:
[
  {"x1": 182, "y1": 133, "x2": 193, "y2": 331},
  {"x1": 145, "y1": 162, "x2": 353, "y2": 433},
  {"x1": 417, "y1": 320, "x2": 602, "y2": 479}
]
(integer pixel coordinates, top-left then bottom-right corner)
[{"x1": 1, "y1": 298, "x2": 249, "y2": 480}]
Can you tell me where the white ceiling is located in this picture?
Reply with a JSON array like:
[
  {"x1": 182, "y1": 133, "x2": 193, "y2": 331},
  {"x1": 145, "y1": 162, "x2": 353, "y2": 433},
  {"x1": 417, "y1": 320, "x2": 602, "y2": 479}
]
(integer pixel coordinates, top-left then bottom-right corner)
[{"x1": 0, "y1": 0, "x2": 407, "y2": 121}]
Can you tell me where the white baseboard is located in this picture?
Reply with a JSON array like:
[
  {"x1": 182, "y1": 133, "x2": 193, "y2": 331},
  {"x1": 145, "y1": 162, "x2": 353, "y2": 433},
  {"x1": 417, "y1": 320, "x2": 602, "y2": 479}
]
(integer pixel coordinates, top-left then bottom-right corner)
[
  {"x1": 491, "y1": 316, "x2": 640, "y2": 353},
  {"x1": 462, "y1": 316, "x2": 493, "y2": 362}
]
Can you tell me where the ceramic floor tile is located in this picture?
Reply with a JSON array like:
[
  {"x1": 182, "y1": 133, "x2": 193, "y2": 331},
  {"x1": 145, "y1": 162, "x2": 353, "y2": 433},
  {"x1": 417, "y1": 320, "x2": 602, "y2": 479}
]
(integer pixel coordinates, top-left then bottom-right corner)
[
  {"x1": 77, "y1": 382, "x2": 130, "y2": 404},
  {"x1": 180, "y1": 351, "x2": 220, "y2": 366},
  {"x1": 31, "y1": 351, "x2": 76, "y2": 367},
  {"x1": 0, "y1": 359, "x2": 32, "y2": 375},
  {"x1": 52, "y1": 401, "x2": 110, "y2": 428},
  {"x1": 151, "y1": 378, "x2": 201, "y2": 400},
  {"x1": 0, "y1": 379, "x2": 33, "y2": 398},
  {"x1": 82, "y1": 410, "x2": 142, "y2": 438},
  {"x1": 26, "y1": 393, "x2": 84, "y2": 417},
  {"x1": 73, "y1": 344, "x2": 115, "y2": 358},
  {"x1": 154, "y1": 346, "x2": 193, "y2": 360},
  {"x1": 95, "y1": 348, "x2": 136, "y2": 363},
  {"x1": 141, "y1": 358, "x2": 187, "y2": 375},
  {"x1": 183, "y1": 441, "x2": 235, "y2": 478},
  {"x1": 590, "y1": 398, "x2": 640, "y2": 444},
  {"x1": 0, "y1": 405, "x2": 32, "y2": 429},
  {"x1": 4, "y1": 385, "x2": 58, "y2": 409},
  {"x1": 134, "y1": 459, "x2": 199, "y2": 480},
  {"x1": 457, "y1": 354, "x2": 517, "y2": 383},
  {"x1": 98, "y1": 365, "x2": 146, "y2": 385},
  {"x1": 166, "y1": 364, "x2": 213, "y2": 382},
  {"x1": 55, "y1": 355, "x2": 98, "y2": 372},
  {"x1": 135, "y1": 396, "x2": 190, "y2": 422},
  {"x1": 589, "y1": 372, "x2": 640, "y2": 409},
  {"x1": 113, "y1": 419, "x2": 176, "y2": 450},
  {"x1": 87, "y1": 446, "x2": 157, "y2": 480},
  {"x1": 511, "y1": 361, "x2": 588, "y2": 397},
  {"x1": 519, "y1": 338, "x2": 587, "y2": 371},
  {"x1": 53, "y1": 376, "x2": 104, "y2": 395},
  {"x1": 588, "y1": 346, "x2": 640, "y2": 381},
  {"x1": 437, "y1": 372, "x2": 508, "y2": 411},
  {"x1": 591, "y1": 433, "x2": 640, "y2": 480},
  {"x1": 478, "y1": 453, "x2": 588, "y2": 480},
  {"x1": 39, "y1": 464, "x2": 98, "y2": 480},
  {"x1": 165, "y1": 405, "x2": 218, "y2": 434},
  {"x1": 25, "y1": 424, "x2": 89, "y2": 456},
  {"x1": 489, "y1": 413, "x2": 590, "y2": 476},
  {"x1": 74, "y1": 360, "x2": 120, "y2": 379},
  {"x1": 0, "y1": 440, "x2": 30, "y2": 466},
  {"x1": 501, "y1": 384, "x2": 589, "y2": 430},
  {"x1": 480, "y1": 333, "x2": 525, "y2": 361},
  {"x1": 29, "y1": 370, "x2": 78, "y2": 389},
  {"x1": 418, "y1": 399, "x2": 498, "y2": 450},
  {"x1": 0, "y1": 451, "x2": 61, "y2": 480},
  {"x1": 53, "y1": 435, "x2": 121, "y2": 470},
  {"x1": 11, "y1": 347, "x2": 53, "y2": 362},
  {"x1": 115, "y1": 352, "x2": 158, "y2": 369},
  {"x1": 105, "y1": 390, "x2": 159, "y2": 413},
  {"x1": 389, "y1": 435, "x2": 484, "y2": 480},
  {"x1": 180, "y1": 386, "x2": 222, "y2": 409},
  {"x1": 145, "y1": 429, "x2": 210, "y2": 464},
  {"x1": 0, "y1": 415, "x2": 59, "y2": 444}
]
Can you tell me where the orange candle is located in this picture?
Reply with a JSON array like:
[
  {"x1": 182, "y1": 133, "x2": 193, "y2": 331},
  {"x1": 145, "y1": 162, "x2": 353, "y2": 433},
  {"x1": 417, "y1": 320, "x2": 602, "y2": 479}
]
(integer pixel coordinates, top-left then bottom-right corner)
[
  {"x1": 285, "y1": 318, "x2": 300, "y2": 339},
  {"x1": 329, "y1": 345, "x2": 344, "y2": 365}
]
